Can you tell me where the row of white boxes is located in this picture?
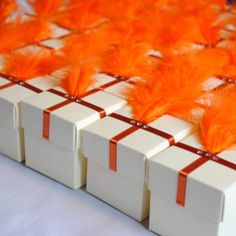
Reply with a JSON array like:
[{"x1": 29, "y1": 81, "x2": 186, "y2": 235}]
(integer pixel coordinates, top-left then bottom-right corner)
[{"x1": 1, "y1": 69, "x2": 235, "y2": 236}]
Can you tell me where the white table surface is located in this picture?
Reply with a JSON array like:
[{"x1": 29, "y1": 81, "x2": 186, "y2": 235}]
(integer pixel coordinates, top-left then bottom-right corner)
[{"x1": 0, "y1": 154, "x2": 157, "y2": 236}]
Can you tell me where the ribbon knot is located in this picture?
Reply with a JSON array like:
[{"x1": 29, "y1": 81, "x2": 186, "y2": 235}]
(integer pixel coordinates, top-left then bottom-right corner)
[
  {"x1": 0, "y1": 72, "x2": 42, "y2": 93},
  {"x1": 64, "y1": 94, "x2": 82, "y2": 103},
  {"x1": 114, "y1": 75, "x2": 129, "y2": 81},
  {"x1": 129, "y1": 119, "x2": 148, "y2": 129}
]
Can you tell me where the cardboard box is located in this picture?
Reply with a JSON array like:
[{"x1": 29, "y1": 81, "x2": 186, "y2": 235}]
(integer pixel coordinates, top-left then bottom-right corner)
[
  {"x1": 149, "y1": 134, "x2": 236, "y2": 236},
  {"x1": 0, "y1": 73, "x2": 63, "y2": 161},
  {"x1": 21, "y1": 86, "x2": 126, "y2": 189},
  {"x1": 82, "y1": 106, "x2": 193, "y2": 221}
]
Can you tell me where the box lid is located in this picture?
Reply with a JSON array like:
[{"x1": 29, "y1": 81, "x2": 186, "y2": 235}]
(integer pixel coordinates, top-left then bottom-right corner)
[
  {"x1": 93, "y1": 73, "x2": 137, "y2": 98},
  {"x1": 0, "y1": 74, "x2": 63, "y2": 129},
  {"x1": 49, "y1": 23, "x2": 70, "y2": 39},
  {"x1": 202, "y1": 76, "x2": 225, "y2": 91},
  {"x1": 39, "y1": 39, "x2": 65, "y2": 50},
  {"x1": 21, "y1": 87, "x2": 126, "y2": 151},
  {"x1": 82, "y1": 106, "x2": 193, "y2": 184},
  {"x1": 149, "y1": 134, "x2": 236, "y2": 223}
]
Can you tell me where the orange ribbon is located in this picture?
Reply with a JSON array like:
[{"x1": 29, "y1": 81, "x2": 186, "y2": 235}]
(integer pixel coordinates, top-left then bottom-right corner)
[
  {"x1": 0, "y1": 72, "x2": 42, "y2": 93},
  {"x1": 108, "y1": 113, "x2": 176, "y2": 172},
  {"x1": 42, "y1": 88, "x2": 106, "y2": 140},
  {"x1": 174, "y1": 142, "x2": 236, "y2": 207},
  {"x1": 42, "y1": 72, "x2": 131, "y2": 140},
  {"x1": 217, "y1": 75, "x2": 236, "y2": 84},
  {"x1": 99, "y1": 72, "x2": 133, "y2": 91}
]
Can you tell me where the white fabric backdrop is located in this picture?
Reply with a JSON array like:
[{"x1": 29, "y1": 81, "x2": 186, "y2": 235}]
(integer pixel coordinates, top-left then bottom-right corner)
[{"x1": 0, "y1": 154, "x2": 157, "y2": 236}]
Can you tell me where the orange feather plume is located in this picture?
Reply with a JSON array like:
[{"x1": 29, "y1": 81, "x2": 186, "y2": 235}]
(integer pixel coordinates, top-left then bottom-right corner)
[
  {"x1": 195, "y1": 6, "x2": 223, "y2": 46},
  {"x1": 3, "y1": 49, "x2": 66, "y2": 81},
  {"x1": 144, "y1": 8, "x2": 204, "y2": 55},
  {"x1": 101, "y1": 42, "x2": 153, "y2": 78},
  {"x1": 28, "y1": 0, "x2": 64, "y2": 18},
  {"x1": 218, "y1": 46, "x2": 236, "y2": 80},
  {"x1": 199, "y1": 88, "x2": 236, "y2": 153},
  {"x1": 61, "y1": 61, "x2": 96, "y2": 97},
  {"x1": 0, "y1": 19, "x2": 51, "y2": 54},
  {"x1": 125, "y1": 55, "x2": 210, "y2": 124},
  {"x1": 55, "y1": 0, "x2": 105, "y2": 32},
  {"x1": 0, "y1": 0, "x2": 17, "y2": 24},
  {"x1": 191, "y1": 48, "x2": 230, "y2": 77},
  {"x1": 60, "y1": 32, "x2": 106, "y2": 97},
  {"x1": 101, "y1": 0, "x2": 146, "y2": 20},
  {"x1": 99, "y1": 19, "x2": 153, "y2": 47},
  {"x1": 62, "y1": 31, "x2": 108, "y2": 64}
]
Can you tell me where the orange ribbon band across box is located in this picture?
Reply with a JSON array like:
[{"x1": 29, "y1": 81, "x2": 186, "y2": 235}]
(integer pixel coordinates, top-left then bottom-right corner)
[
  {"x1": 0, "y1": 72, "x2": 43, "y2": 93},
  {"x1": 42, "y1": 73, "x2": 131, "y2": 140}
]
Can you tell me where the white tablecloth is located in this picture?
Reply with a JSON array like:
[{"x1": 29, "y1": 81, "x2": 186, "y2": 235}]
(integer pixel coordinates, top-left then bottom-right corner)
[{"x1": 0, "y1": 154, "x2": 156, "y2": 236}]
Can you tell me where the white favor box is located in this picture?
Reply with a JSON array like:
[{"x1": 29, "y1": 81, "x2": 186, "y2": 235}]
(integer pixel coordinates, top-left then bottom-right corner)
[
  {"x1": 0, "y1": 74, "x2": 62, "y2": 162},
  {"x1": 149, "y1": 134, "x2": 236, "y2": 236},
  {"x1": 82, "y1": 106, "x2": 193, "y2": 221},
  {"x1": 21, "y1": 87, "x2": 126, "y2": 189}
]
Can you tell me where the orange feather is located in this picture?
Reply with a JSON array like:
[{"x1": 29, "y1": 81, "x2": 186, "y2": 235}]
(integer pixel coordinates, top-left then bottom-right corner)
[
  {"x1": 101, "y1": 42, "x2": 153, "y2": 78},
  {"x1": 61, "y1": 61, "x2": 96, "y2": 97},
  {"x1": 27, "y1": 0, "x2": 64, "y2": 18},
  {"x1": 0, "y1": 19, "x2": 51, "y2": 54},
  {"x1": 0, "y1": 0, "x2": 17, "y2": 24},
  {"x1": 125, "y1": 55, "x2": 210, "y2": 124},
  {"x1": 101, "y1": 0, "x2": 147, "y2": 20},
  {"x1": 60, "y1": 32, "x2": 105, "y2": 97},
  {"x1": 144, "y1": 8, "x2": 205, "y2": 55},
  {"x1": 195, "y1": 6, "x2": 223, "y2": 46},
  {"x1": 62, "y1": 31, "x2": 108, "y2": 64},
  {"x1": 199, "y1": 88, "x2": 236, "y2": 153},
  {"x1": 191, "y1": 48, "x2": 230, "y2": 77},
  {"x1": 55, "y1": 0, "x2": 105, "y2": 32},
  {"x1": 100, "y1": 19, "x2": 153, "y2": 47},
  {"x1": 3, "y1": 49, "x2": 66, "y2": 80}
]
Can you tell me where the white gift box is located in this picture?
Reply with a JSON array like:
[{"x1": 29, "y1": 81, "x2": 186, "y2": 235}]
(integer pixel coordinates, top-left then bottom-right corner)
[
  {"x1": 149, "y1": 134, "x2": 236, "y2": 236},
  {"x1": 82, "y1": 106, "x2": 193, "y2": 221},
  {"x1": 0, "y1": 73, "x2": 63, "y2": 161},
  {"x1": 21, "y1": 86, "x2": 126, "y2": 189}
]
